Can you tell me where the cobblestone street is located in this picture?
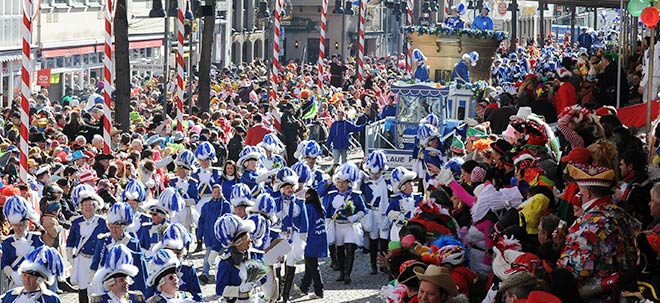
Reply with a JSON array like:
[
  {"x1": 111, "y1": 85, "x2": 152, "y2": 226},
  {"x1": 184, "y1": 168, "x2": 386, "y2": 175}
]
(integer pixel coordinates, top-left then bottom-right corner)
[{"x1": 59, "y1": 248, "x2": 384, "y2": 302}]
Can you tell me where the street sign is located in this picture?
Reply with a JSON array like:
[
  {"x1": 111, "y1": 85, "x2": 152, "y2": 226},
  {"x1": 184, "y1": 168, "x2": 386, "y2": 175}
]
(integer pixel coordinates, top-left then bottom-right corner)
[
  {"x1": 366, "y1": 148, "x2": 416, "y2": 169},
  {"x1": 498, "y1": 2, "x2": 507, "y2": 15},
  {"x1": 132, "y1": 63, "x2": 164, "y2": 73}
]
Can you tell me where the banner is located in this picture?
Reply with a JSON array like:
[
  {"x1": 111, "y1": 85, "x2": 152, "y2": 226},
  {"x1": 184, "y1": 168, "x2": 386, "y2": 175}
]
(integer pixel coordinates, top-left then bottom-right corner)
[{"x1": 37, "y1": 68, "x2": 51, "y2": 86}]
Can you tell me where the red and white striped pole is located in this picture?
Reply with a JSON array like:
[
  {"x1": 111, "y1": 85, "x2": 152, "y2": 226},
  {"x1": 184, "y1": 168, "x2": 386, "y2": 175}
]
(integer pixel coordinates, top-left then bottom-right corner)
[
  {"x1": 357, "y1": 0, "x2": 365, "y2": 84},
  {"x1": 175, "y1": 0, "x2": 187, "y2": 131},
  {"x1": 406, "y1": 0, "x2": 413, "y2": 73},
  {"x1": 103, "y1": 0, "x2": 117, "y2": 154},
  {"x1": 20, "y1": 0, "x2": 41, "y2": 183},
  {"x1": 317, "y1": 0, "x2": 328, "y2": 90},
  {"x1": 270, "y1": 0, "x2": 281, "y2": 106}
]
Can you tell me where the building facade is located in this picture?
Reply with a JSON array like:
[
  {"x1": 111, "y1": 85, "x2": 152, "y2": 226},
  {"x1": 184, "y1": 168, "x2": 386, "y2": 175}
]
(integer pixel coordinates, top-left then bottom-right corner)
[{"x1": 228, "y1": 0, "x2": 267, "y2": 65}]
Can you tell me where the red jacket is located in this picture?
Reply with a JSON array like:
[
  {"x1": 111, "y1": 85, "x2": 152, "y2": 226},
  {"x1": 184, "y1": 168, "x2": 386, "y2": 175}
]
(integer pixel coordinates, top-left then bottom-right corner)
[
  {"x1": 553, "y1": 82, "x2": 577, "y2": 115},
  {"x1": 245, "y1": 123, "x2": 274, "y2": 146}
]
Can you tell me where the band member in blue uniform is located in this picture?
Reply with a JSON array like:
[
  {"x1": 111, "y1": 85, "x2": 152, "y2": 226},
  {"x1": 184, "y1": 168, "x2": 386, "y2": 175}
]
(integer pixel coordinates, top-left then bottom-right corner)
[
  {"x1": 145, "y1": 249, "x2": 195, "y2": 303},
  {"x1": 274, "y1": 167, "x2": 309, "y2": 303},
  {"x1": 471, "y1": 4, "x2": 493, "y2": 30},
  {"x1": 197, "y1": 184, "x2": 232, "y2": 283},
  {"x1": 452, "y1": 51, "x2": 479, "y2": 84},
  {"x1": 1, "y1": 246, "x2": 64, "y2": 303},
  {"x1": 169, "y1": 150, "x2": 200, "y2": 240},
  {"x1": 230, "y1": 183, "x2": 255, "y2": 220},
  {"x1": 237, "y1": 146, "x2": 266, "y2": 200},
  {"x1": 295, "y1": 141, "x2": 327, "y2": 192},
  {"x1": 291, "y1": 162, "x2": 313, "y2": 200},
  {"x1": 214, "y1": 214, "x2": 257, "y2": 302},
  {"x1": 250, "y1": 193, "x2": 279, "y2": 254},
  {"x1": 299, "y1": 188, "x2": 327, "y2": 299},
  {"x1": 148, "y1": 224, "x2": 203, "y2": 302},
  {"x1": 444, "y1": 3, "x2": 466, "y2": 28},
  {"x1": 258, "y1": 133, "x2": 287, "y2": 170},
  {"x1": 322, "y1": 163, "x2": 367, "y2": 284},
  {"x1": 412, "y1": 123, "x2": 441, "y2": 178},
  {"x1": 90, "y1": 244, "x2": 145, "y2": 303},
  {"x1": 412, "y1": 49, "x2": 430, "y2": 82},
  {"x1": 121, "y1": 179, "x2": 152, "y2": 240},
  {"x1": 247, "y1": 215, "x2": 268, "y2": 263},
  {"x1": 138, "y1": 188, "x2": 185, "y2": 257},
  {"x1": 386, "y1": 167, "x2": 423, "y2": 242},
  {"x1": 66, "y1": 189, "x2": 108, "y2": 303},
  {"x1": 2, "y1": 195, "x2": 44, "y2": 288},
  {"x1": 361, "y1": 150, "x2": 390, "y2": 274},
  {"x1": 91, "y1": 202, "x2": 148, "y2": 296},
  {"x1": 192, "y1": 141, "x2": 221, "y2": 224}
]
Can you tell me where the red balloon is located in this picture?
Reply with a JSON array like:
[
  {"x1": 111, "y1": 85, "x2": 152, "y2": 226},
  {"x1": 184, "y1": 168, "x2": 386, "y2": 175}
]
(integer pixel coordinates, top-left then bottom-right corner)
[{"x1": 641, "y1": 6, "x2": 660, "y2": 27}]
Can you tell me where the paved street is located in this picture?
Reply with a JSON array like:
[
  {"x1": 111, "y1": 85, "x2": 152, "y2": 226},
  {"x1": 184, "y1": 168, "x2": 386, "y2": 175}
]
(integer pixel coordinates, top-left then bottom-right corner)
[{"x1": 58, "y1": 248, "x2": 385, "y2": 302}]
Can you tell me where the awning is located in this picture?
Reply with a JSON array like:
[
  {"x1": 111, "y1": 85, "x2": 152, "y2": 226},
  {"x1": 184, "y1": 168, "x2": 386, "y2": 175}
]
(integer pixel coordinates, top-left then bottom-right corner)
[
  {"x1": 41, "y1": 39, "x2": 164, "y2": 59},
  {"x1": 0, "y1": 54, "x2": 21, "y2": 63},
  {"x1": 129, "y1": 39, "x2": 163, "y2": 49},
  {"x1": 42, "y1": 46, "x2": 96, "y2": 58}
]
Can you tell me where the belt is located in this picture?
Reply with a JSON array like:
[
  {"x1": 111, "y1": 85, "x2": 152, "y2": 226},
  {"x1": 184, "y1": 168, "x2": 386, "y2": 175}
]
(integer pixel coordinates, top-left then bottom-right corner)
[
  {"x1": 335, "y1": 220, "x2": 351, "y2": 224},
  {"x1": 77, "y1": 253, "x2": 93, "y2": 259}
]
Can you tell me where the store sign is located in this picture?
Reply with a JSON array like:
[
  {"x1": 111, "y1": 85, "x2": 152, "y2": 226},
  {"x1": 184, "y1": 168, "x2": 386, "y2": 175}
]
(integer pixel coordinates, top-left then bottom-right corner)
[
  {"x1": 37, "y1": 69, "x2": 51, "y2": 87},
  {"x1": 498, "y1": 2, "x2": 507, "y2": 15}
]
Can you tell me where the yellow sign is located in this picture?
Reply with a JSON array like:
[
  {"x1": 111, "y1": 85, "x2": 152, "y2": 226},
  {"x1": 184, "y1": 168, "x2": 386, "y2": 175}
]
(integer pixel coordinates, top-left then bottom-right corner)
[{"x1": 50, "y1": 73, "x2": 60, "y2": 84}]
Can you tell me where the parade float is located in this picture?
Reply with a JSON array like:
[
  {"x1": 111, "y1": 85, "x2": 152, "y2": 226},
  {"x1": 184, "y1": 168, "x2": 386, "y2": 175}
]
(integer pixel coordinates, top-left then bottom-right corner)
[
  {"x1": 401, "y1": 26, "x2": 508, "y2": 82},
  {"x1": 364, "y1": 26, "x2": 508, "y2": 169}
]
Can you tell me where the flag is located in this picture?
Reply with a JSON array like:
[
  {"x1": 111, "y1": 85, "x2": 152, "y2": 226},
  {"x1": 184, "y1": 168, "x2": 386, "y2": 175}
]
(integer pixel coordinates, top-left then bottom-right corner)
[{"x1": 302, "y1": 98, "x2": 320, "y2": 120}]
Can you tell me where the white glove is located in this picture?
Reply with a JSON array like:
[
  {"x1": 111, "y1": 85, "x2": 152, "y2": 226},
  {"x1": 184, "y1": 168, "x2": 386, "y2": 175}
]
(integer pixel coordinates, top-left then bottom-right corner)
[
  {"x1": 3, "y1": 266, "x2": 13, "y2": 282},
  {"x1": 208, "y1": 250, "x2": 219, "y2": 265},
  {"x1": 347, "y1": 214, "x2": 360, "y2": 223},
  {"x1": 66, "y1": 247, "x2": 74, "y2": 262},
  {"x1": 387, "y1": 210, "x2": 401, "y2": 221},
  {"x1": 239, "y1": 282, "x2": 256, "y2": 293},
  {"x1": 299, "y1": 233, "x2": 308, "y2": 242},
  {"x1": 276, "y1": 211, "x2": 286, "y2": 220},
  {"x1": 437, "y1": 168, "x2": 455, "y2": 186},
  {"x1": 379, "y1": 216, "x2": 392, "y2": 231},
  {"x1": 185, "y1": 199, "x2": 196, "y2": 207}
]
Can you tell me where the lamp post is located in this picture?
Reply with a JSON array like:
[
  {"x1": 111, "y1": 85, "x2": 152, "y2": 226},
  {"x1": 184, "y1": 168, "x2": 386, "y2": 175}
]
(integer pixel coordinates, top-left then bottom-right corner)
[
  {"x1": 508, "y1": 0, "x2": 518, "y2": 53},
  {"x1": 333, "y1": 0, "x2": 354, "y2": 60},
  {"x1": 420, "y1": 2, "x2": 432, "y2": 25}
]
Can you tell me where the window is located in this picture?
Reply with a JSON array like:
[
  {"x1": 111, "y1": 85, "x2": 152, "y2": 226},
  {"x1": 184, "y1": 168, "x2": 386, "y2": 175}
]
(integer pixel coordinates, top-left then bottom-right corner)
[{"x1": 52, "y1": 0, "x2": 68, "y2": 5}]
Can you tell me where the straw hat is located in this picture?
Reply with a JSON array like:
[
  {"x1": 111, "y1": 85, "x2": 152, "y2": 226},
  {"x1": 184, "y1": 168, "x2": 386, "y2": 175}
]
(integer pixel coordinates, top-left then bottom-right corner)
[{"x1": 413, "y1": 264, "x2": 458, "y2": 297}]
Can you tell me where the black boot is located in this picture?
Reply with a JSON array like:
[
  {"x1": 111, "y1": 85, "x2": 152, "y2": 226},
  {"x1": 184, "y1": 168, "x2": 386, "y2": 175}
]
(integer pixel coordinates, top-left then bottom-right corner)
[
  {"x1": 369, "y1": 239, "x2": 378, "y2": 274},
  {"x1": 329, "y1": 244, "x2": 339, "y2": 270},
  {"x1": 58, "y1": 280, "x2": 77, "y2": 293},
  {"x1": 79, "y1": 289, "x2": 89, "y2": 303},
  {"x1": 194, "y1": 240, "x2": 204, "y2": 253},
  {"x1": 344, "y1": 244, "x2": 356, "y2": 284},
  {"x1": 335, "y1": 245, "x2": 346, "y2": 282},
  {"x1": 275, "y1": 266, "x2": 283, "y2": 301},
  {"x1": 281, "y1": 266, "x2": 296, "y2": 303}
]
